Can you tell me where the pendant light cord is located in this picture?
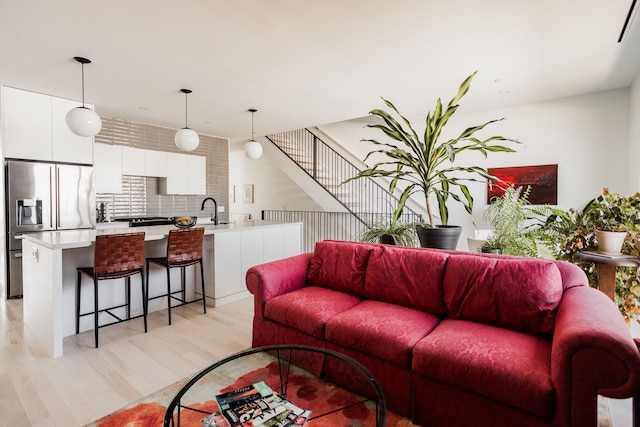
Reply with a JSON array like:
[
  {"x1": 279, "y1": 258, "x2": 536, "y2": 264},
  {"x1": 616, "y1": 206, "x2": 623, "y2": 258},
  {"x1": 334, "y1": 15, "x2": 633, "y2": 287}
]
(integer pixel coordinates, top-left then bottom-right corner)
[
  {"x1": 251, "y1": 111, "x2": 255, "y2": 140},
  {"x1": 184, "y1": 91, "x2": 188, "y2": 128},
  {"x1": 80, "y1": 62, "x2": 86, "y2": 107}
]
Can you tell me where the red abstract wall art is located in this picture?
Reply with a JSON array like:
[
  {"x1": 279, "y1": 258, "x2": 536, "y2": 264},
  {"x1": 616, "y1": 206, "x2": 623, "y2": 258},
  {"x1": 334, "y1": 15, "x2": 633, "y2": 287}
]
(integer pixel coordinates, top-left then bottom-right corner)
[{"x1": 487, "y1": 164, "x2": 558, "y2": 204}]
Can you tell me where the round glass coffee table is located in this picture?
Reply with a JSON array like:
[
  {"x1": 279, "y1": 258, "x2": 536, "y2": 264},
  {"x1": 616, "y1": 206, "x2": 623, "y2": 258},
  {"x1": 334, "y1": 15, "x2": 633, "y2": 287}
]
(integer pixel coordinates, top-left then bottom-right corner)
[{"x1": 163, "y1": 345, "x2": 386, "y2": 427}]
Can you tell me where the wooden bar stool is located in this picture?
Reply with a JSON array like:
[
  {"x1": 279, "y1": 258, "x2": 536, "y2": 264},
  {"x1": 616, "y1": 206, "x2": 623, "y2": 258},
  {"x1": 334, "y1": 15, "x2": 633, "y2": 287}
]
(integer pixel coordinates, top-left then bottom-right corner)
[
  {"x1": 76, "y1": 232, "x2": 147, "y2": 348},
  {"x1": 145, "y1": 227, "x2": 206, "y2": 325}
]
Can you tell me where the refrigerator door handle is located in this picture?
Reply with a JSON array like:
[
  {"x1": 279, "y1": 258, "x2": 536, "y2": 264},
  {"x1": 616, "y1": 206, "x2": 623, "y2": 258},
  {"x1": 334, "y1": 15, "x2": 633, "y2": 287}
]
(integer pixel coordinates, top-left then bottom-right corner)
[{"x1": 49, "y1": 166, "x2": 55, "y2": 229}]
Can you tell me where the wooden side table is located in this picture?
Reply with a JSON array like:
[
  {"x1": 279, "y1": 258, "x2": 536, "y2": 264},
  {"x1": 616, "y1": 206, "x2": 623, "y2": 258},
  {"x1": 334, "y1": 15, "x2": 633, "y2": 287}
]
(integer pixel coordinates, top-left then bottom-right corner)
[{"x1": 573, "y1": 251, "x2": 640, "y2": 301}]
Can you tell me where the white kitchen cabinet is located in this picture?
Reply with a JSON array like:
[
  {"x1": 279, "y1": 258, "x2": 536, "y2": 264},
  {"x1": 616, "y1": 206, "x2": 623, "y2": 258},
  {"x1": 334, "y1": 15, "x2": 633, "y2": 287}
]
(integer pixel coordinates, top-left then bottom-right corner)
[
  {"x1": 162, "y1": 152, "x2": 188, "y2": 194},
  {"x1": 2, "y1": 86, "x2": 93, "y2": 164},
  {"x1": 145, "y1": 149, "x2": 167, "y2": 177},
  {"x1": 213, "y1": 231, "x2": 243, "y2": 299},
  {"x1": 94, "y1": 143, "x2": 123, "y2": 193},
  {"x1": 51, "y1": 97, "x2": 93, "y2": 164},
  {"x1": 283, "y1": 223, "x2": 303, "y2": 258},
  {"x1": 3, "y1": 86, "x2": 52, "y2": 161},
  {"x1": 160, "y1": 152, "x2": 206, "y2": 194},
  {"x1": 187, "y1": 155, "x2": 206, "y2": 194},
  {"x1": 209, "y1": 223, "x2": 303, "y2": 305},
  {"x1": 121, "y1": 146, "x2": 146, "y2": 176},
  {"x1": 241, "y1": 229, "x2": 264, "y2": 292}
]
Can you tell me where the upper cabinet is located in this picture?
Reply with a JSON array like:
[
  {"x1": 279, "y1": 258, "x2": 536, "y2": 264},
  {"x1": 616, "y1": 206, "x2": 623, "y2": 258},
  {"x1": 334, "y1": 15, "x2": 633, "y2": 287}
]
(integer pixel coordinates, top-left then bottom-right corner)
[
  {"x1": 145, "y1": 150, "x2": 167, "y2": 177},
  {"x1": 2, "y1": 86, "x2": 93, "y2": 164},
  {"x1": 94, "y1": 143, "x2": 123, "y2": 193},
  {"x1": 159, "y1": 152, "x2": 206, "y2": 195},
  {"x1": 51, "y1": 97, "x2": 94, "y2": 164},
  {"x1": 121, "y1": 146, "x2": 146, "y2": 176}
]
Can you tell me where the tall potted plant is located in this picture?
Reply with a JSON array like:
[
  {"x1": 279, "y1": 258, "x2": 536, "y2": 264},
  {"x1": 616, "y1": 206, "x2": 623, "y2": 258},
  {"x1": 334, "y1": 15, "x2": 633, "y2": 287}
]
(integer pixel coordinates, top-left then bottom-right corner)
[{"x1": 344, "y1": 72, "x2": 519, "y2": 249}]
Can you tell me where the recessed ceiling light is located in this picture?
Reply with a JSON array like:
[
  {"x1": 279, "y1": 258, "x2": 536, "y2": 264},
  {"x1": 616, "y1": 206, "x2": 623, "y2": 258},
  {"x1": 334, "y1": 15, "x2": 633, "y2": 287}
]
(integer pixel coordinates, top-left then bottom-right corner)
[
  {"x1": 138, "y1": 106, "x2": 149, "y2": 111},
  {"x1": 499, "y1": 90, "x2": 511, "y2": 94}
]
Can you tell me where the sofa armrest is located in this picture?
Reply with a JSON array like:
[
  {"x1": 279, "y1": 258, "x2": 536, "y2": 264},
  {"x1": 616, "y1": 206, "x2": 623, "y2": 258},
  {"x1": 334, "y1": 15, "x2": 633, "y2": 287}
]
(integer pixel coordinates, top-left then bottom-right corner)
[
  {"x1": 246, "y1": 252, "x2": 313, "y2": 319},
  {"x1": 551, "y1": 286, "x2": 640, "y2": 426}
]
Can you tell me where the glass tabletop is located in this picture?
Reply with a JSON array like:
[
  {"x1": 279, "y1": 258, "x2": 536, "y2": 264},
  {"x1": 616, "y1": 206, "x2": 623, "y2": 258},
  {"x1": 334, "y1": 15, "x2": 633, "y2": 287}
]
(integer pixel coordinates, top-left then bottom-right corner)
[{"x1": 163, "y1": 345, "x2": 386, "y2": 427}]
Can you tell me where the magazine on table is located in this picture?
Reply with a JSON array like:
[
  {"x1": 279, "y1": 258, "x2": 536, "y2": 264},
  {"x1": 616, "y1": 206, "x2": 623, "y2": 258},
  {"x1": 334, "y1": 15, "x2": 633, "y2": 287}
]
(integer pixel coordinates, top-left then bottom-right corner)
[{"x1": 201, "y1": 381, "x2": 311, "y2": 427}]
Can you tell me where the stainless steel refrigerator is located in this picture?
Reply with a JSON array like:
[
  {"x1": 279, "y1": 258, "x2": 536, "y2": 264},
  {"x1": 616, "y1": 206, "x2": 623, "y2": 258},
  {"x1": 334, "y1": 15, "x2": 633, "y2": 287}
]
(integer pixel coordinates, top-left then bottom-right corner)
[{"x1": 4, "y1": 160, "x2": 95, "y2": 298}]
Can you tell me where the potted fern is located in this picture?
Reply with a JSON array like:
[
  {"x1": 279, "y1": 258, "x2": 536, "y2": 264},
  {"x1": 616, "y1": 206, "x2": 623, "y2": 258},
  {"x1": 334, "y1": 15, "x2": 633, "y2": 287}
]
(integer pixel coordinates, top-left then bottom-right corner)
[
  {"x1": 344, "y1": 72, "x2": 519, "y2": 249},
  {"x1": 481, "y1": 185, "x2": 548, "y2": 256}
]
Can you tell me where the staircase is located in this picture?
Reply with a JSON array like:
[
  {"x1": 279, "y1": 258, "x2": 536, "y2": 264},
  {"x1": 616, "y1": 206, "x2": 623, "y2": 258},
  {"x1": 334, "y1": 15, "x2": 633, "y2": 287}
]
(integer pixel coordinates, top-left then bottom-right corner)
[{"x1": 266, "y1": 128, "x2": 422, "y2": 226}]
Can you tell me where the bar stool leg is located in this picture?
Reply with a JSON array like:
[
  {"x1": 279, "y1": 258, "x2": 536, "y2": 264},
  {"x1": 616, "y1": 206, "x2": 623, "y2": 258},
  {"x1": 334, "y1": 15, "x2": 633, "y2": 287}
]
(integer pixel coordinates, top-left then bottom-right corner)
[
  {"x1": 199, "y1": 260, "x2": 206, "y2": 314},
  {"x1": 76, "y1": 271, "x2": 82, "y2": 334},
  {"x1": 126, "y1": 277, "x2": 131, "y2": 320},
  {"x1": 94, "y1": 277, "x2": 99, "y2": 348},
  {"x1": 181, "y1": 266, "x2": 186, "y2": 303},
  {"x1": 145, "y1": 259, "x2": 150, "y2": 320},
  {"x1": 141, "y1": 269, "x2": 148, "y2": 333},
  {"x1": 166, "y1": 265, "x2": 172, "y2": 325}
]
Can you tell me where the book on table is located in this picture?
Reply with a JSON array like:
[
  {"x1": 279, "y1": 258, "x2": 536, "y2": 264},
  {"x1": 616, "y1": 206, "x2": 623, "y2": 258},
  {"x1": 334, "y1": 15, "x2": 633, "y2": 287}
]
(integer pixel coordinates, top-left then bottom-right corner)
[{"x1": 200, "y1": 381, "x2": 311, "y2": 427}]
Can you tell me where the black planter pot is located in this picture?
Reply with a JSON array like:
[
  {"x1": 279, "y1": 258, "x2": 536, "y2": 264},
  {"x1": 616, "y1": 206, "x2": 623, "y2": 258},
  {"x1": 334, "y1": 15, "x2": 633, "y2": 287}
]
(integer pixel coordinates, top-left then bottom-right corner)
[
  {"x1": 416, "y1": 225, "x2": 462, "y2": 250},
  {"x1": 481, "y1": 246, "x2": 502, "y2": 254},
  {"x1": 379, "y1": 234, "x2": 396, "y2": 245}
]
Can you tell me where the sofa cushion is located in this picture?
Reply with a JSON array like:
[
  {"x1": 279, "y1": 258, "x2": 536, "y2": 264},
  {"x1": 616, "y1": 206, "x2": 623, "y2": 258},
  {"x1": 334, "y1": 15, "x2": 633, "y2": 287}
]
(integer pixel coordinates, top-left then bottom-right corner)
[
  {"x1": 307, "y1": 240, "x2": 375, "y2": 296},
  {"x1": 325, "y1": 300, "x2": 441, "y2": 367},
  {"x1": 364, "y1": 245, "x2": 449, "y2": 316},
  {"x1": 443, "y1": 255, "x2": 563, "y2": 335},
  {"x1": 264, "y1": 286, "x2": 361, "y2": 339},
  {"x1": 413, "y1": 319, "x2": 554, "y2": 418}
]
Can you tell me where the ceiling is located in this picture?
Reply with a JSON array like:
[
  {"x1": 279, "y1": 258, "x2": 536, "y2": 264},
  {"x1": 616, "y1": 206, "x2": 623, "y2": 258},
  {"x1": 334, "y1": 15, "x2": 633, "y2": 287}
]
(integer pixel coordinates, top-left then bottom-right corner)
[{"x1": 1, "y1": 0, "x2": 639, "y2": 145}]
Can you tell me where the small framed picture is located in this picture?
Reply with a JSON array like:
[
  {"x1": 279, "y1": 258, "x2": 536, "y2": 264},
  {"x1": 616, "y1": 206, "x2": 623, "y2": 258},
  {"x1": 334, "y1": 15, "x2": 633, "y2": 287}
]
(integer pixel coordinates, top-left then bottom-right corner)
[
  {"x1": 229, "y1": 185, "x2": 235, "y2": 203},
  {"x1": 243, "y1": 184, "x2": 254, "y2": 203}
]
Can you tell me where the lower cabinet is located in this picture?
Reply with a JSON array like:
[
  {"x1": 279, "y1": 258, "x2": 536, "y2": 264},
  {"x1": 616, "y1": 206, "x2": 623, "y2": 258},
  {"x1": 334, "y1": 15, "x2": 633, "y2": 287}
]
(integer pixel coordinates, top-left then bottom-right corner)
[{"x1": 205, "y1": 223, "x2": 302, "y2": 306}]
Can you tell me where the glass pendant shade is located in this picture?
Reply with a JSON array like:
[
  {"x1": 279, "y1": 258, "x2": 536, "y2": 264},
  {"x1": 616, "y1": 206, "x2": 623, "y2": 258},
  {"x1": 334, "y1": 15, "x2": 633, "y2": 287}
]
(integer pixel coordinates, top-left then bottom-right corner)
[
  {"x1": 244, "y1": 108, "x2": 262, "y2": 159},
  {"x1": 66, "y1": 106, "x2": 102, "y2": 137},
  {"x1": 244, "y1": 139, "x2": 263, "y2": 159},
  {"x1": 67, "y1": 56, "x2": 101, "y2": 137},
  {"x1": 175, "y1": 127, "x2": 200, "y2": 152},
  {"x1": 175, "y1": 88, "x2": 199, "y2": 151}
]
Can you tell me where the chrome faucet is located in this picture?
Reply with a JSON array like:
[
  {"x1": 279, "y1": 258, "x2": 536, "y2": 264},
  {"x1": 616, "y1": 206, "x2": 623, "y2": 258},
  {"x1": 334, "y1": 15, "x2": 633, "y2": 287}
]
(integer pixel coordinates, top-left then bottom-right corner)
[{"x1": 201, "y1": 197, "x2": 218, "y2": 225}]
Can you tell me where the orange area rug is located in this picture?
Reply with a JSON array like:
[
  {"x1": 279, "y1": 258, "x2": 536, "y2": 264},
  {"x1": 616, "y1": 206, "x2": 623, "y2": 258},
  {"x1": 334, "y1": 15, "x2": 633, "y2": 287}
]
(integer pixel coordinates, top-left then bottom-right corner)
[{"x1": 88, "y1": 360, "x2": 415, "y2": 427}]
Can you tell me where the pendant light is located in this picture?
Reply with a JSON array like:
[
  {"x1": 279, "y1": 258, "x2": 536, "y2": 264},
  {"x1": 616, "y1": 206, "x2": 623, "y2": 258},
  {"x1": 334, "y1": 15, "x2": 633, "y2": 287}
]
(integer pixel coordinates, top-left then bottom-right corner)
[
  {"x1": 174, "y1": 88, "x2": 199, "y2": 151},
  {"x1": 66, "y1": 56, "x2": 102, "y2": 137},
  {"x1": 244, "y1": 108, "x2": 263, "y2": 159}
]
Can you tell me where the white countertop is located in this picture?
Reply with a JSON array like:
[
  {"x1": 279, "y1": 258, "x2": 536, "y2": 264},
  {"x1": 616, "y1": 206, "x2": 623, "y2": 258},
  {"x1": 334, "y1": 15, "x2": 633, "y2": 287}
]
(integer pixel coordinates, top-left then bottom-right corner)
[{"x1": 22, "y1": 220, "x2": 300, "y2": 250}]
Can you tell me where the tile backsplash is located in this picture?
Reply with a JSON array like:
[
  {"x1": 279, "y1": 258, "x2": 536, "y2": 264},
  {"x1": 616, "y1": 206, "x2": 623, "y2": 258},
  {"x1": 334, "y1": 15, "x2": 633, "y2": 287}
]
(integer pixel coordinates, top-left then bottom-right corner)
[{"x1": 95, "y1": 117, "x2": 229, "y2": 221}]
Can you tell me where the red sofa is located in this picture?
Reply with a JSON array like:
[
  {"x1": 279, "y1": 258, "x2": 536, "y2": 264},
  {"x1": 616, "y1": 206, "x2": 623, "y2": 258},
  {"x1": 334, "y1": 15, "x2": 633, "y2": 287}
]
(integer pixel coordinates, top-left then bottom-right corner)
[{"x1": 246, "y1": 239, "x2": 640, "y2": 427}]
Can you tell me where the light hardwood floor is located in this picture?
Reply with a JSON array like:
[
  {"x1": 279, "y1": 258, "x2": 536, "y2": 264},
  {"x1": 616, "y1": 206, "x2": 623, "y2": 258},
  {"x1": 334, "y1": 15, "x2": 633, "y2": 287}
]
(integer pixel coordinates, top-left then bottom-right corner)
[
  {"x1": 0, "y1": 295, "x2": 254, "y2": 426},
  {"x1": 0, "y1": 294, "x2": 634, "y2": 427}
]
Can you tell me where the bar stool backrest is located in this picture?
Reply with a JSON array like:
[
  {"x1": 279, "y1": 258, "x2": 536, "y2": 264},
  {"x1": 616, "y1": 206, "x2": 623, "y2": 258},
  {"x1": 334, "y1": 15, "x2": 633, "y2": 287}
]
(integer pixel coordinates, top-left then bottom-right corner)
[
  {"x1": 93, "y1": 232, "x2": 146, "y2": 278},
  {"x1": 166, "y1": 227, "x2": 205, "y2": 265}
]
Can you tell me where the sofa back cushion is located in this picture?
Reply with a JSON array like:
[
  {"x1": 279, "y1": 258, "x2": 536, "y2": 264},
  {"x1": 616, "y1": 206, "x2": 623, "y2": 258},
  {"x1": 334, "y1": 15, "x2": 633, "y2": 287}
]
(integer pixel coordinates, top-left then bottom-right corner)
[
  {"x1": 443, "y1": 254, "x2": 563, "y2": 335},
  {"x1": 364, "y1": 245, "x2": 449, "y2": 316},
  {"x1": 307, "y1": 240, "x2": 374, "y2": 296}
]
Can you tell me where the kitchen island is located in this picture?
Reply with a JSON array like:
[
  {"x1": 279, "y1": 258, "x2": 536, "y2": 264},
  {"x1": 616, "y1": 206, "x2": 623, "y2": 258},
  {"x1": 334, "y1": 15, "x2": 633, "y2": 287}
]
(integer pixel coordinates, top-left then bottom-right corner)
[{"x1": 21, "y1": 220, "x2": 302, "y2": 358}]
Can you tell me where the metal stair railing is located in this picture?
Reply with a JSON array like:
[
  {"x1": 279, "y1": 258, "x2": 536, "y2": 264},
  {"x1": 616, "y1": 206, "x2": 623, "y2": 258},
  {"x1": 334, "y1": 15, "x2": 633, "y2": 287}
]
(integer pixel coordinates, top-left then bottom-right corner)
[
  {"x1": 262, "y1": 210, "x2": 423, "y2": 253},
  {"x1": 266, "y1": 128, "x2": 422, "y2": 224}
]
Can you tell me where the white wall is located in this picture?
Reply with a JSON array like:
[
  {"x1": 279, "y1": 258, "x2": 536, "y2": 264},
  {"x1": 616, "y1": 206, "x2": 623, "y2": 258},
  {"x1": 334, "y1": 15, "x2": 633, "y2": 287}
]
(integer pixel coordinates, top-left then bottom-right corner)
[
  {"x1": 229, "y1": 149, "x2": 322, "y2": 221},
  {"x1": 630, "y1": 73, "x2": 640, "y2": 192}
]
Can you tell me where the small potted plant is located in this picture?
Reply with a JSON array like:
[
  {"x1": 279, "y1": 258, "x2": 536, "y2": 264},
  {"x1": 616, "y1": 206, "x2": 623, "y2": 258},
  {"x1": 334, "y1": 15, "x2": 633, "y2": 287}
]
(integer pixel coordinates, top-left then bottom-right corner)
[
  {"x1": 359, "y1": 217, "x2": 417, "y2": 246},
  {"x1": 587, "y1": 188, "x2": 639, "y2": 254},
  {"x1": 344, "y1": 72, "x2": 519, "y2": 249}
]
